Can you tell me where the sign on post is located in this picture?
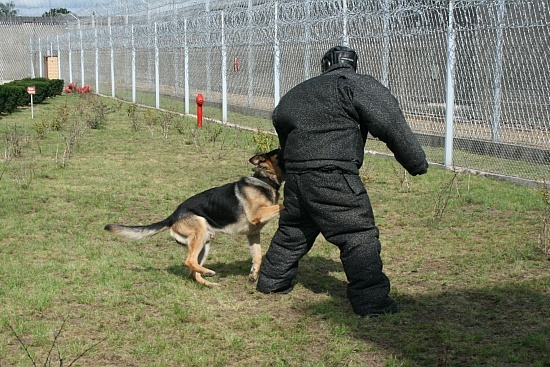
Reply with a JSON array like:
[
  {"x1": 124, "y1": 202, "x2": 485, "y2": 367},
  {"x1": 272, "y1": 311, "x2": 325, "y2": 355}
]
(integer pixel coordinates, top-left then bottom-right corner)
[{"x1": 27, "y1": 86, "x2": 35, "y2": 119}]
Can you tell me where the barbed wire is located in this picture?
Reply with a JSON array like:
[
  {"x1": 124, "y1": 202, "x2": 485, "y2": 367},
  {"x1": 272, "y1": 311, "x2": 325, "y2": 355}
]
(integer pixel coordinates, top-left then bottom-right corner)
[{"x1": 1, "y1": 0, "x2": 548, "y2": 181}]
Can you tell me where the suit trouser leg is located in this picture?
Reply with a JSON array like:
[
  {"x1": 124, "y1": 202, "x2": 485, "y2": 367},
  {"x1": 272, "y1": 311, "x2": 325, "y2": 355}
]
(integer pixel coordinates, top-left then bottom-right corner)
[
  {"x1": 300, "y1": 172, "x2": 396, "y2": 316},
  {"x1": 258, "y1": 171, "x2": 397, "y2": 315},
  {"x1": 257, "y1": 174, "x2": 319, "y2": 293}
]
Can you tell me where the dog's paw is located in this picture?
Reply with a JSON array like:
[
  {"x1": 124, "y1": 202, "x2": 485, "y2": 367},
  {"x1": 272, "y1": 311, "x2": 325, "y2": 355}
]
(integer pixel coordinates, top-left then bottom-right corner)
[
  {"x1": 249, "y1": 268, "x2": 259, "y2": 282},
  {"x1": 203, "y1": 270, "x2": 216, "y2": 277},
  {"x1": 190, "y1": 271, "x2": 219, "y2": 287}
]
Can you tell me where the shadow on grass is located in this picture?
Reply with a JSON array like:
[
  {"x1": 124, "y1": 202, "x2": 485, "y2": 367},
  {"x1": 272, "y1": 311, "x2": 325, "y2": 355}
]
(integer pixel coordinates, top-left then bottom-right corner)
[
  {"x1": 166, "y1": 260, "x2": 252, "y2": 281},
  {"x1": 164, "y1": 255, "x2": 548, "y2": 366},
  {"x1": 298, "y1": 256, "x2": 550, "y2": 367}
]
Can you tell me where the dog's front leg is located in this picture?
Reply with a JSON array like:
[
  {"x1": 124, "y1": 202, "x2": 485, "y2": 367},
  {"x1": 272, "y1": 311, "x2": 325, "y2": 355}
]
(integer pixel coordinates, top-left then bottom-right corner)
[
  {"x1": 246, "y1": 232, "x2": 262, "y2": 282},
  {"x1": 250, "y1": 204, "x2": 283, "y2": 226}
]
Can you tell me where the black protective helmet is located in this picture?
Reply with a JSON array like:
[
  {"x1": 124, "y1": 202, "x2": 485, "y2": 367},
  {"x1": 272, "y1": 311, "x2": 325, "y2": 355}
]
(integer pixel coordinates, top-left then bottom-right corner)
[{"x1": 321, "y1": 46, "x2": 358, "y2": 72}]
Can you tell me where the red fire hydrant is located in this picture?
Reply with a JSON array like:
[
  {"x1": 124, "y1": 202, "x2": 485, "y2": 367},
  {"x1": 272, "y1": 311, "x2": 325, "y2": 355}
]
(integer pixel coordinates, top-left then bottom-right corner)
[{"x1": 196, "y1": 93, "x2": 204, "y2": 128}]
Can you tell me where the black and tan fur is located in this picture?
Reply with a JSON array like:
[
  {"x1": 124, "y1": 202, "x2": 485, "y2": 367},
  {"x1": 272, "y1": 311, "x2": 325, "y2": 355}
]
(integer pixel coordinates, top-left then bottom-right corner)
[{"x1": 105, "y1": 149, "x2": 285, "y2": 286}]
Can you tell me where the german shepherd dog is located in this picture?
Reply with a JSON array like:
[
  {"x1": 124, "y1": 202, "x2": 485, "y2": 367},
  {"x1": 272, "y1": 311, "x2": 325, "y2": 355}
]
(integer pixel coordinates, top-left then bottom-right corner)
[{"x1": 105, "y1": 149, "x2": 285, "y2": 287}]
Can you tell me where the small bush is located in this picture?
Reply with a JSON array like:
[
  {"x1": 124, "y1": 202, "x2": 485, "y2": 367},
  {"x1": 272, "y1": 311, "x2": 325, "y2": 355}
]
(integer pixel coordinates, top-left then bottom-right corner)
[
  {"x1": 33, "y1": 118, "x2": 50, "y2": 139},
  {"x1": 127, "y1": 104, "x2": 140, "y2": 131},
  {"x1": 0, "y1": 78, "x2": 65, "y2": 115},
  {"x1": 252, "y1": 129, "x2": 276, "y2": 153}
]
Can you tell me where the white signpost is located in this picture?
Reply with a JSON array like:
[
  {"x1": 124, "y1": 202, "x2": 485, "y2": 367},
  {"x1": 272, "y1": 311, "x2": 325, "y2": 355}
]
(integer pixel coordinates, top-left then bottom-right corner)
[{"x1": 27, "y1": 86, "x2": 36, "y2": 119}]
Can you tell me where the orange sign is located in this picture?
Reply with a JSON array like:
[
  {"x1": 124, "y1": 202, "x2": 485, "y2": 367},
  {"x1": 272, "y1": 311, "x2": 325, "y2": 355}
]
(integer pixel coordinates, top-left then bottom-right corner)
[{"x1": 27, "y1": 86, "x2": 36, "y2": 94}]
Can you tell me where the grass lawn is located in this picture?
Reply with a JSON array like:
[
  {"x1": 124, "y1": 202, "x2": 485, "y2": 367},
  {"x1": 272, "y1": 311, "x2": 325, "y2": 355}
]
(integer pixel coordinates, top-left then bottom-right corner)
[{"x1": 1, "y1": 93, "x2": 549, "y2": 366}]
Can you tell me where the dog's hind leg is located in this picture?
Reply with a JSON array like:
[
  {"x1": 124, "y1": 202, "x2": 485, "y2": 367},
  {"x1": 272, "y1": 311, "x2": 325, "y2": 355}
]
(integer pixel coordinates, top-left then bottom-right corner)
[
  {"x1": 186, "y1": 241, "x2": 218, "y2": 285},
  {"x1": 246, "y1": 232, "x2": 262, "y2": 282},
  {"x1": 171, "y1": 216, "x2": 217, "y2": 284},
  {"x1": 189, "y1": 270, "x2": 219, "y2": 287},
  {"x1": 198, "y1": 241, "x2": 211, "y2": 266}
]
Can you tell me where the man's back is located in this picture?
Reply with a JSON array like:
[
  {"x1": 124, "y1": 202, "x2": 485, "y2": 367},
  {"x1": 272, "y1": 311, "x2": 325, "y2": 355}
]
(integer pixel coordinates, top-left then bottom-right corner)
[{"x1": 273, "y1": 65, "x2": 366, "y2": 174}]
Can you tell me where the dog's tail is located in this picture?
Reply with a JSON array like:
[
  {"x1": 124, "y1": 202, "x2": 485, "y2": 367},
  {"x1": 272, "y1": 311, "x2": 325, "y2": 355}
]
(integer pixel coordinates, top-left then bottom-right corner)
[{"x1": 104, "y1": 219, "x2": 170, "y2": 240}]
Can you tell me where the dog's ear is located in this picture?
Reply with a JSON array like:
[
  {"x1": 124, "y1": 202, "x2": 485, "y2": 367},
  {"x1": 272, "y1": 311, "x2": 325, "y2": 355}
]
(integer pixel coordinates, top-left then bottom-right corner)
[
  {"x1": 267, "y1": 149, "x2": 284, "y2": 170},
  {"x1": 267, "y1": 148, "x2": 282, "y2": 158},
  {"x1": 249, "y1": 153, "x2": 267, "y2": 165}
]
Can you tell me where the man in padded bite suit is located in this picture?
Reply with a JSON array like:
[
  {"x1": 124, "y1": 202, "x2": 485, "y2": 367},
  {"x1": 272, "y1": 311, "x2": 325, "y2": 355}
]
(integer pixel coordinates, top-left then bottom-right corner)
[{"x1": 256, "y1": 46, "x2": 428, "y2": 317}]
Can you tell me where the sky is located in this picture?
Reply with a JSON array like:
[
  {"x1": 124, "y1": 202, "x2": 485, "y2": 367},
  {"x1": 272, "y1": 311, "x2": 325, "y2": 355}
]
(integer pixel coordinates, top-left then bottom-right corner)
[
  {"x1": 12, "y1": 0, "x2": 206, "y2": 17},
  {"x1": 14, "y1": 0, "x2": 119, "y2": 16}
]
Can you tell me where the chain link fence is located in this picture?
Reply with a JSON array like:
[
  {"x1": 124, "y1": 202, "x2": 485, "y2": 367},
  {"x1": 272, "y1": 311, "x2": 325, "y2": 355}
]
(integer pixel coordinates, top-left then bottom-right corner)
[{"x1": 3, "y1": 0, "x2": 549, "y2": 183}]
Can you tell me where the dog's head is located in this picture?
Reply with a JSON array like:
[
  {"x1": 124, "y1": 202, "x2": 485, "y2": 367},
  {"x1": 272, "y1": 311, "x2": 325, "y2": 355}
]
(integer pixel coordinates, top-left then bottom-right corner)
[{"x1": 249, "y1": 149, "x2": 285, "y2": 186}]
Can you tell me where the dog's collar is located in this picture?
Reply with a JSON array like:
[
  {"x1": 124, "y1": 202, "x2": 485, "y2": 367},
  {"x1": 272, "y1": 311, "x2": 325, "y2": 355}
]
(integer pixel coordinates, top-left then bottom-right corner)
[{"x1": 253, "y1": 174, "x2": 281, "y2": 190}]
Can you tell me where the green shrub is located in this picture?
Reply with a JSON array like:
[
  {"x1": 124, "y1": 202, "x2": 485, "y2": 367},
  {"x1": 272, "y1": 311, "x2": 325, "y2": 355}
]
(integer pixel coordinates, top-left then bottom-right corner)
[
  {"x1": 1, "y1": 85, "x2": 25, "y2": 114},
  {"x1": 0, "y1": 78, "x2": 65, "y2": 115},
  {"x1": 0, "y1": 85, "x2": 7, "y2": 113}
]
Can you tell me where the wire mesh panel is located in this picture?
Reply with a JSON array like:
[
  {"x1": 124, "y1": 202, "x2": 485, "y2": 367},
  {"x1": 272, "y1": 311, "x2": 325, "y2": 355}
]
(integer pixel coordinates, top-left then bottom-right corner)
[
  {"x1": 0, "y1": 17, "x2": 66, "y2": 81},
  {"x1": 3, "y1": 0, "x2": 549, "y2": 182}
]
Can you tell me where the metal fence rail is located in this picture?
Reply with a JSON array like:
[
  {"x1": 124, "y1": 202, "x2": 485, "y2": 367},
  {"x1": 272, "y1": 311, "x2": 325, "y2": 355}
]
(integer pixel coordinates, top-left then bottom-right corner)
[{"x1": 12, "y1": 0, "x2": 550, "y2": 182}]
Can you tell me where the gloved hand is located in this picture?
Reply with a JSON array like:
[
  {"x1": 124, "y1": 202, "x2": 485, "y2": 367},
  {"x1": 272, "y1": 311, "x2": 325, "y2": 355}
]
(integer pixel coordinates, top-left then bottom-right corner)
[{"x1": 409, "y1": 159, "x2": 429, "y2": 176}]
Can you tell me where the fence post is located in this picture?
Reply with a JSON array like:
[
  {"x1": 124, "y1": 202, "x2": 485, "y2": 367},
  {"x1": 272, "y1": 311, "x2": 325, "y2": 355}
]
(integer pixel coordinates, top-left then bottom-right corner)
[
  {"x1": 79, "y1": 18, "x2": 84, "y2": 87},
  {"x1": 38, "y1": 37, "x2": 43, "y2": 78},
  {"x1": 205, "y1": 1, "x2": 212, "y2": 101},
  {"x1": 173, "y1": 19, "x2": 179, "y2": 100},
  {"x1": 247, "y1": 0, "x2": 254, "y2": 107},
  {"x1": 109, "y1": 15, "x2": 115, "y2": 98},
  {"x1": 342, "y1": 0, "x2": 348, "y2": 46},
  {"x1": 132, "y1": 24, "x2": 136, "y2": 103},
  {"x1": 381, "y1": 0, "x2": 390, "y2": 88},
  {"x1": 29, "y1": 38, "x2": 35, "y2": 78},
  {"x1": 304, "y1": 0, "x2": 311, "y2": 80},
  {"x1": 155, "y1": 22, "x2": 160, "y2": 109},
  {"x1": 444, "y1": 0, "x2": 456, "y2": 168},
  {"x1": 57, "y1": 34, "x2": 61, "y2": 82},
  {"x1": 147, "y1": 0, "x2": 153, "y2": 92},
  {"x1": 184, "y1": 18, "x2": 189, "y2": 115},
  {"x1": 273, "y1": 0, "x2": 280, "y2": 107},
  {"x1": 68, "y1": 33, "x2": 73, "y2": 83},
  {"x1": 94, "y1": 14, "x2": 99, "y2": 94},
  {"x1": 492, "y1": 0, "x2": 506, "y2": 142},
  {"x1": 221, "y1": 11, "x2": 228, "y2": 123},
  {"x1": 174, "y1": 4, "x2": 180, "y2": 97}
]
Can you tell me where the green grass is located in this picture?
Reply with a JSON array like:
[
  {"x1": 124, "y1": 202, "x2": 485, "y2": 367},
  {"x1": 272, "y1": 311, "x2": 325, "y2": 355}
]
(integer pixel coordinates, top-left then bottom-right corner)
[
  {"x1": 1, "y1": 94, "x2": 549, "y2": 366},
  {"x1": 116, "y1": 89, "x2": 550, "y2": 181}
]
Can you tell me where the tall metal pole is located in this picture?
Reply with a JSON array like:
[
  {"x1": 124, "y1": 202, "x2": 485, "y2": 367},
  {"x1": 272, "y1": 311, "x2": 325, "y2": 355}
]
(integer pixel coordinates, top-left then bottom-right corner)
[
  {"x1": 247, "y1": 0, "x2": 254, "y2": 107},
  {"x1": 173, "y1": 19, "x2": 179, "y2": 98},
  {"x1": 205, "y1": 0, "x2": 211, "y2": 101},
  {"x1": 304, "y1": 0, "x2": 311, "y2": 79},
  {"x1": 38, "y1": 38, "x2": 43, "y2": 78},
  {"x1": 184, "y1": 18, "x2": 189, "y2": 114},
  {"x1": 273, "y1": 0, "x2": 280, "y2": 107},
  {"x1": 79, "y1": 18, "x2": 84, "y2": 87},
  {"x1": 492, "y1": 0, "x2": 506, "y2": 142},
  {"x1": 155, "y1": 22, "x2": 160, "y2": 109},
  {"x1": 132, "y1": 24, "x2": 136, "y2": 103},
  {"x1": 145, "y1": 1, "x2": 152, "y2": 93},
  {"x1": 381, "y1": 0, "x2": 391, "y2": 87},
  {"x1": 94, "y1": 14, "x2": 99, "y2": 94},
  {"x1": 68, "y1": 33, "x2": 73, "y2": 83},
  {"x1": 30, "y1": 37, "x2": 35, "y2": 78},
  {"x1": 56, "y1": 34, "x2": 61, "y2": 81},
  {"x1": 444, "y1": 0, "x2": 456, "y2": 168},
  {"x1": 221, "y1": 11, "x2": 228, "y2": 122},
  {"x1": 109, "y1": 15, "x2": 115, "y2": 97},
  {"x1": 342, "y1": 0, "x2": 348, "y2": 46}
]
